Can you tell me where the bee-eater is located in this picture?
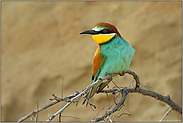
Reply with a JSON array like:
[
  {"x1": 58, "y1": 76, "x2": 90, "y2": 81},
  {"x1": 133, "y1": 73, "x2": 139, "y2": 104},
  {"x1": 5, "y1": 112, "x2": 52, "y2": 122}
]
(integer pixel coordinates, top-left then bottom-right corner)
[{"x1": 80, "y1": 22, "x2": 135, "y2": 106}]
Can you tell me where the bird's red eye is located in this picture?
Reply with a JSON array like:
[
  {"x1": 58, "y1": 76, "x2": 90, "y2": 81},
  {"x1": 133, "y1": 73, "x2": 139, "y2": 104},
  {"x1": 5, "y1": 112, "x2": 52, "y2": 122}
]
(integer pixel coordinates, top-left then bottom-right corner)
[{"x1": 103, "y1": 29, "x2": 106, "y2": 33}]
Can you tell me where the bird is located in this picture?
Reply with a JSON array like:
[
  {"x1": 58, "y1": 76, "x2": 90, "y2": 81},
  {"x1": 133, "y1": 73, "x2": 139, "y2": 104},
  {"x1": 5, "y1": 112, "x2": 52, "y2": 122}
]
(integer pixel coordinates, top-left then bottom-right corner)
[{"x1": 80, "y1": 22, "x2": 135, "y2": 106}]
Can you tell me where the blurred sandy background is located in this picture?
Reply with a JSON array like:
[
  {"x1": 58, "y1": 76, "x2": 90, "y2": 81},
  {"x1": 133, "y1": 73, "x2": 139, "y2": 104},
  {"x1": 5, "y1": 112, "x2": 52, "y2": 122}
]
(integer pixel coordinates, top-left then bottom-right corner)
[{"x1": 1, "y1": 1, "x2": 182, "y2": 122}]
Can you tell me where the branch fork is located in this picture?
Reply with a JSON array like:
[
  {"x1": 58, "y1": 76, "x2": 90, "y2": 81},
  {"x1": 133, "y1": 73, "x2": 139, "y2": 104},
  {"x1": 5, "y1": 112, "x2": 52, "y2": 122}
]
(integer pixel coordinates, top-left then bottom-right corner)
[{"x1": 18, "y1": 70, "x2": 182, "y2": 122}]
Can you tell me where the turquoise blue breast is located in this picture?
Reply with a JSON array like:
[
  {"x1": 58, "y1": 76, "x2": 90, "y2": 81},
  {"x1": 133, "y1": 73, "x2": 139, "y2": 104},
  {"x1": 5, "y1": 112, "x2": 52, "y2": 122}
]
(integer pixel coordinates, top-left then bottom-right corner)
[{"x1": 99, "y1": 35, "x2": 135, "y2": 78}]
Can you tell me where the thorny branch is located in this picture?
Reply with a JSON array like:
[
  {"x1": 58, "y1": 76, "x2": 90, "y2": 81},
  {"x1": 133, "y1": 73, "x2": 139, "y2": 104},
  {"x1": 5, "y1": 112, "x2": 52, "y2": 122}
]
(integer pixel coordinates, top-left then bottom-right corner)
[
  {"x1": 18, "y1": 70, "x2": 182, "y2": 122},
  {"x1": 93, "y1": 87, "x2": 182, "y2": 122},
  {"x1": 18, "y1": 73, "x2": 116, "y2": 122}
]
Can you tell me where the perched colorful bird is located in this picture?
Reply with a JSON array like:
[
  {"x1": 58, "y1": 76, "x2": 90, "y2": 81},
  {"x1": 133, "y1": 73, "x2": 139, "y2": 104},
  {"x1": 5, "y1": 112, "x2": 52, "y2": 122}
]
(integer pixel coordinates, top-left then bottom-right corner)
[{"x1": 80, "y1": 22, "x2": 135, "y2": 106}]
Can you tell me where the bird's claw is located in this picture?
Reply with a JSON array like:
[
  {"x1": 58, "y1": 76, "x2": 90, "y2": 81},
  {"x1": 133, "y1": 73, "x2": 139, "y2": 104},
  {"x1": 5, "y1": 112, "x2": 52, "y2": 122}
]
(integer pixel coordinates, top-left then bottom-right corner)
[
  {"x1": 119, "y1": 71, "x2": 125, "y2": 76},
  {"x1": 107, "y1": 74, "x2": 112, "y2": 81}
]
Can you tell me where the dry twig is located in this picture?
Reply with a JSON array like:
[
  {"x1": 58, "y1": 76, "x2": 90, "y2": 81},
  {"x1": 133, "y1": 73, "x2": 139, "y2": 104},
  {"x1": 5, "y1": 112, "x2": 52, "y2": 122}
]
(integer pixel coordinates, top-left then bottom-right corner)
[
  {"x1": 159, "y1": 108, "x2": 172, "y2": 122},
  {"x1": 18, "y1": 74, "x2": 115, "y2": 122},
  {"x1": 18, "y1": 70, "x2": 182, "y2": 122},
  {"x1": 93, "y1": 87, "x2": 182, "y2": 122}
]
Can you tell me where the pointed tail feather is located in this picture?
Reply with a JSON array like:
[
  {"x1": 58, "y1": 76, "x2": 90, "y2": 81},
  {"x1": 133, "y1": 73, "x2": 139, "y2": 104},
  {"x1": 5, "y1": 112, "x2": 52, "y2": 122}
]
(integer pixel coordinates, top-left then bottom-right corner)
[
  {"x1": 83, "y1": 80, "x2": 112, "y2": 106},
  {"x1": 96, "y1": 80, "x2": 111, "y2": 93},
  {"x1": 82, "y1": 86, "x2": 98, "y2": 106}
]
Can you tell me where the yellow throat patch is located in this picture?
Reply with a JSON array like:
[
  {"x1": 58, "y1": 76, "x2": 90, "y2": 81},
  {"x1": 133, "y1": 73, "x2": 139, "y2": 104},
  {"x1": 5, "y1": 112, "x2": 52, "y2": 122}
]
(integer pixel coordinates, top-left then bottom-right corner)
[{"x1": 92, "y1": 33, "x2": 115, "y2": 44}]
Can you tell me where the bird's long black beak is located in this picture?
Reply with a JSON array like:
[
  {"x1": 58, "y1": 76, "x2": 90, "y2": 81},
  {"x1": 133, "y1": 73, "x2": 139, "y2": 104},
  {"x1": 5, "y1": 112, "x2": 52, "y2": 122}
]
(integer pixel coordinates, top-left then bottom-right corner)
[{"x1": 80, "y1": 30, "x2": 98, "y2": 35}]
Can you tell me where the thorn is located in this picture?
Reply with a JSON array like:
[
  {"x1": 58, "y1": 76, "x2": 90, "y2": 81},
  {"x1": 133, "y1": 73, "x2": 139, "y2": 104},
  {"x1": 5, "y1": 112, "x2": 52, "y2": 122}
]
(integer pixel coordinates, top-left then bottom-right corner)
[
  {"x1": 52, "y1": 94, "x2": 57, "y2": 98},
  {"x1": 166, "y1": 95, "x2": 170, "y2": 100}
]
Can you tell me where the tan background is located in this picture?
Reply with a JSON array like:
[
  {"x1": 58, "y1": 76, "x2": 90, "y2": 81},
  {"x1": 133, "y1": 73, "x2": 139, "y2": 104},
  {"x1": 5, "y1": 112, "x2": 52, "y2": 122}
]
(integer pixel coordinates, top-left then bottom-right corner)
[{"x1": 2, "y1": 1, "x2": 182, "y2": 122}]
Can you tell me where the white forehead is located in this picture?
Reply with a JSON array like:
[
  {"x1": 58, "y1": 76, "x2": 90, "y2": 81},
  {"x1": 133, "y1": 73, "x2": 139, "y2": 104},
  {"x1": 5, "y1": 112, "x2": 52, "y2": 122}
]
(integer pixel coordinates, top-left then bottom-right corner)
[{"x1": 92, "y1": 26, "x2": 105, "y2": 31}]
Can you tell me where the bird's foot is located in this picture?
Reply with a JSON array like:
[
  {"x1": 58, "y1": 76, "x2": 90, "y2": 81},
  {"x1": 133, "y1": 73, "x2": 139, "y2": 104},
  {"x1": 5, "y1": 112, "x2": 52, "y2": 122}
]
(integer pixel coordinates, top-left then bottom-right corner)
[
  {"x1": 119, "y1": 71, "x2": 125, "y2": 76},
  {"x1": 107, "y1": 74, "x2": 112, "y2": 81}
]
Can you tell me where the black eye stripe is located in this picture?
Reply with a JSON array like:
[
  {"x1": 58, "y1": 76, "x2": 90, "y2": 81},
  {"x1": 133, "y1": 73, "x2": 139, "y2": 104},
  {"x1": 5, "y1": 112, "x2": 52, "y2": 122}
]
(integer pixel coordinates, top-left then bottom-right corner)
[
  {"x1": 91, "y1": 29, "x2": 115, "y2": 35},
  {"x1": 99, "y1": 29, "x2": 114, "y2": 34}
]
